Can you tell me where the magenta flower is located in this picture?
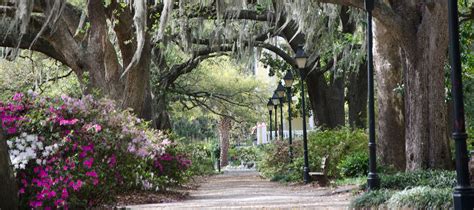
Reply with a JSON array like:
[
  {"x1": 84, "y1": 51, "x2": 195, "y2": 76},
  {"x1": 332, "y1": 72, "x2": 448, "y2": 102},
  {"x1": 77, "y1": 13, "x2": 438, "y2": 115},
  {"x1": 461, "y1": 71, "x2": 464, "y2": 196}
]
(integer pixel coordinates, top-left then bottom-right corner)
[
  {"x1": 13, "y1": 92, "x2": 24, "y2": 101},
  {"x1": 70, "y1": 180, "x2": 83, "y2": 191},
  {"x1": 61, "y1": 188, "x2": 69, "y2": 199},
  {"x1": 81, "y1": 144, "x2": 94, "y2": 152},
  {"x1": 59, "y1": 118, "x2": 79, "y2": 126},
  {"x1": 83, "y1": 158, "x2": 94, "y2": 169},
  {"x1": 86, "y1": 171, "x2": 98, "y2": 178},
  {"x1": 6, "y1": 127, "x2": 16, "y2": 134},
  {"x1": 29, "y1": 200, "x2": 42, "y2": 208}
]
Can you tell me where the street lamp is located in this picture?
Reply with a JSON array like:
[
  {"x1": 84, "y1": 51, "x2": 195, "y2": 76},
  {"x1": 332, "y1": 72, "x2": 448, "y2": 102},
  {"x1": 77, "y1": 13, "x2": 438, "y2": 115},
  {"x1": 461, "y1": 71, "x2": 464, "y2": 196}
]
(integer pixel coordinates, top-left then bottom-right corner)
[
  {"x1": 284, "y1": 70, "x2": 294, "y2": 162},
  {"x1": 267, "y1": 99, "x2": 274, "y2": 141},
  {"x1": 271, "y1": 93, "x2": 280, "y2": 140},
  {"x1": 276, "y1": 82, "x2": 286, "y2": 139},
  {"x1": 294, "y1": 44, "x2": 310, "y2": 184},
  {"x1": 447, "y1": 0, "x2": 474, "y2": 208},
  {"x1": 365, "y1": 0, "x2": 380, "y2": 190}
]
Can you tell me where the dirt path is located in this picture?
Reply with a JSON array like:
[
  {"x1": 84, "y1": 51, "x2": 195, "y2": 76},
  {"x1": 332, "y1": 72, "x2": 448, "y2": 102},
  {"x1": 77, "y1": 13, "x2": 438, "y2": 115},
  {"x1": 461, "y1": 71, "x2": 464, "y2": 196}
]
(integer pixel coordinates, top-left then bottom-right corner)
[{"x1": 126, "y1": 169, "x2": 355, "y2": 209}]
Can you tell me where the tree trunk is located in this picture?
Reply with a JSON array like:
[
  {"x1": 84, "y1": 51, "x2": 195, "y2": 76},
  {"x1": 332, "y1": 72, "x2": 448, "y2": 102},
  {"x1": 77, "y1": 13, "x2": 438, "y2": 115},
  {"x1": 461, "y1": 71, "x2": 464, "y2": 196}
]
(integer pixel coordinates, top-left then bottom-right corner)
[
  {"x1": 403, "y1": 2, "x2": 451, "y2": 170},
  {"x1": 373, "y1": 21, "x2": 406, "y2": 170},
  {"x1": 154, "y1": 90, "x2": 172, "y2": 130},
  {"x1": 306, "y1": 71, "x2": 345, "y2": 129},
  {"x1": 218, "y1": 116, "x2": 232, "y2": 167},
  {"x1": 347, "y1": 61, "x2": 368, "y2": 129},
  {"x1": 0, "y1": 131, "x2": 18, "y2": 209}
]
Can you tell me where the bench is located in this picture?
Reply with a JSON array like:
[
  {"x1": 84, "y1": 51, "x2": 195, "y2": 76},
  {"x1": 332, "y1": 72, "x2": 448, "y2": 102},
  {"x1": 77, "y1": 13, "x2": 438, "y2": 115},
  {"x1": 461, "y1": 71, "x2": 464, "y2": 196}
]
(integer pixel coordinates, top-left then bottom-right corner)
[{"x1": 309, "y1": 155, "x2": 329, "y2": 186}]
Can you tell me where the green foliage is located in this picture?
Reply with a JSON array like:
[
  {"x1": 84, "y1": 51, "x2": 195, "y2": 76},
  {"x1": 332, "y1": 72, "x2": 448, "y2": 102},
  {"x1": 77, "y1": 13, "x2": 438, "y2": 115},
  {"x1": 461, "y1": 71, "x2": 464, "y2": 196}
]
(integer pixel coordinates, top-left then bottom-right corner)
[
  {"x1": 352, "y1": 170, "x2": 456, "y2": 209},
  {"x1": 386, "y1": 187, "x2": 452, "y2": 209},
  {"x1": 172, "y1": 116, "x2": 217, "y2": 142},
  {"x1": 228, "y1": 146, "x2": 259, "y2": 167},
  {"x1": 370, "y1": 170, "x2": 457, "y2": 190},
  {"x1": 306, "y1": 128, "x2": 367, "y2": 178},
  {"x1": 0, "y1": 53, "x2": 81, "y2": 101},
  {"x1": 337, "y1": 151, "x2": 369, "y2": 178},
  {"x1": 177, "y1": 141, "x2": 216, "y2": 177},
  {"x1": 257, "y1": 127, "x2": 367, "y2": 182},
  {"x1": 351, "y1": 190, "x2": 394, "y2": 208}
]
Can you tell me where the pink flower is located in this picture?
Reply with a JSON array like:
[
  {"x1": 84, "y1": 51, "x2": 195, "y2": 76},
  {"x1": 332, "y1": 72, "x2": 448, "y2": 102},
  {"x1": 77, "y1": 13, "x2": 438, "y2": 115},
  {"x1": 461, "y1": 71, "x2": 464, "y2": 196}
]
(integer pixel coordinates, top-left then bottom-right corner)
[
  {"x1": 6, "y1": 127, "x2": 16, "y2": 134},
  {"x1": 61, "y1": 188, "x2": 69, "y2": 199},
  {"x1": 59, "y1": 119, "x2": 79, "y2": 126},
  {"x1": 161, "y1": 139, "x2": 171, "y2": 146},
  {"x1": 18, "y1": 188, "x2": 25, "y2": 194},
  {"x1": 29, "y1": 200, "x2": 42, "y2": 208},
  {"x1": 86, "y1": 171, "x2": 98, "y2": 178},
  {"x1": 70, "y1": 180, "x2": 83, "y2": 191},
  {"x1": 13, "y1": 92, "x2": 24, "y2": 101},
  {"x1": 93, "y1": 178, "x2": 99, "y2": 186},
  {"x1": 81, "y1": 144, "x2": 94, "y2": 152},
  {"x1": 55, "y1": 198, "x2": 65, "y2": 206},
  {"x1": 93, "y1": 124, "x2": 102, "y2": 132},
  {"x1": 108, "y1": 154, "x2": 117, "y2": 168},
  {"x1": 83, "y1": 158, "x2": 94, "y2": 169},
  {"x1": 160, "y1": 153, "x2": 173, "y2": 161}
]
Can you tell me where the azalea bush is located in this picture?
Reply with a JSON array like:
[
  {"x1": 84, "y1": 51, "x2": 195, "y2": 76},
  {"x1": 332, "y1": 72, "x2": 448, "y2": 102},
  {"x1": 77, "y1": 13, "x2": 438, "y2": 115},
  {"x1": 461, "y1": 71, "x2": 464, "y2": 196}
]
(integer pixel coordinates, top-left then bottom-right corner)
[{"x1": 1, "y1": 92, "x2": 191, "y2": 208}]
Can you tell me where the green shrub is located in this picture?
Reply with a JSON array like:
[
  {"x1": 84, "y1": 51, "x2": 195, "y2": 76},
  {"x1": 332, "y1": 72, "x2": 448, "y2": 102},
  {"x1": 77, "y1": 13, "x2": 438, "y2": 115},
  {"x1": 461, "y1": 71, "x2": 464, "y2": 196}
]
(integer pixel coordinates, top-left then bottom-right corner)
[
  {"x1": 351, "y1": 190, "x2": 394, "y2": 208},
  {"x1": 375, "y1": 170, "x2": 456, "y2": 190},
  {"x1": 177, "y1": 142, "x2": 215, "y2": 177},
  {"x1": 352, "y1": 170, "x2": 456, "y2": 209},
  {"x1": 338, "y1": 151, "x2": 369, "y2": 178},
  {"x1": 257, "y1": 127, "x2": 368, "y2": 182},
  {"x1": 386, "y1": 187, "x2": 452, "y2": 209},
  {"x1": 307, "y1": 128, "x2": 367, "y2": 178}
]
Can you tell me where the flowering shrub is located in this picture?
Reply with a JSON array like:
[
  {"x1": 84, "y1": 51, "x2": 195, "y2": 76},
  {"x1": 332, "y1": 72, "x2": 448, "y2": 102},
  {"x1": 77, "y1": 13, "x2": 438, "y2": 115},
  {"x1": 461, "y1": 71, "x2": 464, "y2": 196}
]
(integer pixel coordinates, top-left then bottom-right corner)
[{"x1": 1, "y1": 92, "x2": 191, "y2": 208}]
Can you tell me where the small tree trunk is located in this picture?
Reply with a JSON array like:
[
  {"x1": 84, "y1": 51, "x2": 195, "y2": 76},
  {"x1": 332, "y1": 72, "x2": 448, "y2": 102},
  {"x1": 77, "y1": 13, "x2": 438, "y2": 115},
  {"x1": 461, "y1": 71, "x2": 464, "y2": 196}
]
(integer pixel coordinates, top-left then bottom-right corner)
[
  {"x1": 218, "y1": 116, "x2": 232, "y2": 167},
  {"x1": 0, "y1": 130, "x2": 18, "y2": 209}
]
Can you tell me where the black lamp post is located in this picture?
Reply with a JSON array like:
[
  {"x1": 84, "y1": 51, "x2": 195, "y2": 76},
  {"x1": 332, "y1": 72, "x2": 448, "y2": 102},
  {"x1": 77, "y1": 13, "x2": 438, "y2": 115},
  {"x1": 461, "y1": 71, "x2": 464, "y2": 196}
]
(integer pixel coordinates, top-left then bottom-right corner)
[
  {"x1": 284, "y1": 70, "x2": 294, "y2": 162},
  {"x1": 267, "y1": 99, "x2": 274, "y2": 141},
  {"x1": 276, "y1": 82, "x2": 286, "y2": 140},
  {"x1": 365, "y1": 0, "x2": 380, "y2": 190},
  {"x1": 447, "y1": 0, "x2": 474, "y2": 208},
  {"x1": 294, "y1": 44, "x2": 310, "y2": 184},
  {"x1": 271, "y1": 93, "x2": 280, "y2": 140}
]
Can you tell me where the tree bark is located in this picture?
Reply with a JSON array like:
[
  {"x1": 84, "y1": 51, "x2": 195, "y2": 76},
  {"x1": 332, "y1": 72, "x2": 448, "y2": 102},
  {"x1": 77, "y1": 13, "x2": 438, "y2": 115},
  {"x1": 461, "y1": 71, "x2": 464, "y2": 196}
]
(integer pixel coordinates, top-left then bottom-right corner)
[
  {"x1": 0, "y1": 131, "x2": 18, "y2": 209},
  {"x1": 306, "y1": 71, "x2": 345, "y2": 129},
  {"x1": 373, "y1": 21, "x2": 406, "y2": 170},
  {"x1": 347, "y1": 61, "x2": 368, "y2": 129},
  {"x1": 218, "y1": 116, "x2": 232, "y2": 167},
  {"x1": 317, "y1": 0, "x2": 452, "y2": 171},
  {"x1": 403, "y1": 2, "x2": 451, "y2": 170}
]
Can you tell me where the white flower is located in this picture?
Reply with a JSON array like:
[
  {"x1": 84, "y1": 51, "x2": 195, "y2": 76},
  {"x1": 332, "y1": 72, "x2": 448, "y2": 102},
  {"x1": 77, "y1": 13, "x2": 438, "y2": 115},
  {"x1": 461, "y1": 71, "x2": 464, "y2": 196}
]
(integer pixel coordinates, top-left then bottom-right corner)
[
  {"x1": 36, "y1": 159, "x2": 42, "y2": 165},
  {"x1": 11, "y1": 150, "x2": 20, "y2": 156},
  {"x1": 19, "y1": 163, "x2": 25, "y2": 169},
  {"x1": 37, "y1": 142, "x2": 43, "y2": 150},
  {"x1": 6, "y1": 140, "x2": 13, "y2": 148},
  {"x1": 16, "y1": 144, "x2": 25, "y2": 151}
]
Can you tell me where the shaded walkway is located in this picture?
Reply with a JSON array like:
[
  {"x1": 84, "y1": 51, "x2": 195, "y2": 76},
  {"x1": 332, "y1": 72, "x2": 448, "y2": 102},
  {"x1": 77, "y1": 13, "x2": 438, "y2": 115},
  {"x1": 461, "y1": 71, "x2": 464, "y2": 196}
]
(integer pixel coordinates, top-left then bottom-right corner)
[{"x1": 126, "y1": 169, "x2": 354, "y2": 209}]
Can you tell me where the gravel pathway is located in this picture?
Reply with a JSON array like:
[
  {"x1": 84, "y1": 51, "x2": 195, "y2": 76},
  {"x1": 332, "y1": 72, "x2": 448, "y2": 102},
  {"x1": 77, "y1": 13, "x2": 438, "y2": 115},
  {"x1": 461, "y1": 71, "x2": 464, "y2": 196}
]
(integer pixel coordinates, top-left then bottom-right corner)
[{"x1": 124, "y1": 169, "x2": 355, "y2": 209}]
